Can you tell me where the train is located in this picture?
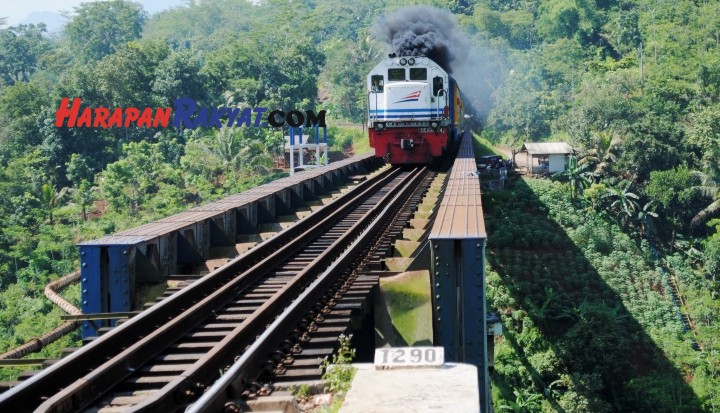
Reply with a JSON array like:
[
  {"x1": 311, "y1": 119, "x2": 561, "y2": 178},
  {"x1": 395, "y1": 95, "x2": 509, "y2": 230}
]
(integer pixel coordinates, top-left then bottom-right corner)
[{"x1": 367, "y1": 54, "x2": 463, "y2": 164}]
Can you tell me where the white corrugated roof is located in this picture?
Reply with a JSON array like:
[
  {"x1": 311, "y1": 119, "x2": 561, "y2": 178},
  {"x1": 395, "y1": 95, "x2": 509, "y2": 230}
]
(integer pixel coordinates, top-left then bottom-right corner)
[{"x1": 520, "y1": 142, "x2": 574, "y2": 155}]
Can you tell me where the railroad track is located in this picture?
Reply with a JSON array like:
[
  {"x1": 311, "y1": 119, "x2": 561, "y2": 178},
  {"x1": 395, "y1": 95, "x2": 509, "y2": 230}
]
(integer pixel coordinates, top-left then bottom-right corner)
[{"x1": 0, "y1": 165, "x2": 433, "y2": 412}]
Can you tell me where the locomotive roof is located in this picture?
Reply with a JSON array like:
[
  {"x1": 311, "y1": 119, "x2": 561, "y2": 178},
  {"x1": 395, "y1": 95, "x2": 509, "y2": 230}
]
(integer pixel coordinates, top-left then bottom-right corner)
[{"x1": 368, "y1": 56, "x2": 449, "y2": 76}]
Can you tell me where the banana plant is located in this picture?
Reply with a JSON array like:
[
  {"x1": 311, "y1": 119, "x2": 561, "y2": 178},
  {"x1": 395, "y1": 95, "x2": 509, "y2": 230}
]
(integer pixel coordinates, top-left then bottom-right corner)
[
  {"x1": 553, "y1": 155, "x2": 592, "y2": 201},
  {"x1": 606, "y1": 180, "x2": 640, "y2": 228}
]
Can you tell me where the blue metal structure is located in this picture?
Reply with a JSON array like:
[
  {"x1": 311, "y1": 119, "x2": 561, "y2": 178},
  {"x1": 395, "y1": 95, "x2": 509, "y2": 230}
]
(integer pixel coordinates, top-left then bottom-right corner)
[
  {"x1": 77, "y1": 155, "x2": 378, "y2": 338},
  {"x1": 429, "y1": 133, "x2": 489, "y2": 411}
]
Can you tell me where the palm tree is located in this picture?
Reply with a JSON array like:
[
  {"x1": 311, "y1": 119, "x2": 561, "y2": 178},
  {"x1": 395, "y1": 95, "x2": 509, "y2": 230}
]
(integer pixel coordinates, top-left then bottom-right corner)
[
  {"x1": 579, "y1": 130, "x2": 622, "y2": 177},
  {"x1": 606, "y1": 180, "x2": 640, "y2": 228},
  {"x1": 553, "y1": 155, "x2": 592, "y2": 200},
  {"x1": 39, "y1": 183, "x2": 69, "y2": 225}
]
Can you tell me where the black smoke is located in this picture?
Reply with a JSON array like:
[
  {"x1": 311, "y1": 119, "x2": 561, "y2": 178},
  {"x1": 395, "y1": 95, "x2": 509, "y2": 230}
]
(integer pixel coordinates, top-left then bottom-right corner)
[{"x1": 373, "y1": 6, "x2": 469, "y2": 73}]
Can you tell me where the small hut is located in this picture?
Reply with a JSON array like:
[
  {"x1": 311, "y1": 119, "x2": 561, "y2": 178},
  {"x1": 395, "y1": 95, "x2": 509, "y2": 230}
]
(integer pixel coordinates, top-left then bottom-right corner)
[{"x1": 518, "y1": 142, "x2": 575, "y2": 175}]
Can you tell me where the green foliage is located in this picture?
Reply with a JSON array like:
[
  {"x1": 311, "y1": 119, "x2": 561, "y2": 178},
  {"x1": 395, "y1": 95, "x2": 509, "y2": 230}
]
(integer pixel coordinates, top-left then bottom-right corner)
[
  {"x1": 536, "y1": 0, "x2": 580, "y2": 41},
  {"x1": 99, "y1": 140, "x2": 185, "y2": 215},
  {"x1": 320, "y1": 334, "x2": 356, "y2": 396},
  {"x1": 552, "y1": 155, "x2": 591, "y2": 200},
  {"x1": 616, "y1": 114, "x2": 686, "y2": 181},
  {"x1": 289, "y1": 383, "x2": 312, "y2": 398},
  {"x1": 646, "y1": 166, "x2": 703, "y2": 235},
  {"x1": 152, "y1": 49, "x2": 208, "y2": 106},
  {"x1": 0, "y1": 0, "x2": 719, "y2": 399},
  {"x1": 487, "y1": 57, "x2": 557, "y2": 145},
  {"x1": 0, "y1": 81, "x2": 49, "y2": 158},
  {"x1": 63, "y1": 0, "x2": 146, "y2": 63},
  {"x1": 486, "y1": 177, "x2": 714, "y2": 411},
  {"x1": 0, "y1": 23, "x2": 51, "y2": 85},
  {"x1": 704, "y1": 221, "x2": 720, "y2": 280},
  {"x1": 472, "y1": 132, "x2": 505, "y2": 156}
]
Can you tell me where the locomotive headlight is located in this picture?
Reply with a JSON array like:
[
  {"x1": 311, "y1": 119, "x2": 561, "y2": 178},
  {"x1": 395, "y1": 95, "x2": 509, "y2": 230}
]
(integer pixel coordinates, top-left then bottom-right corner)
[
  {"x1": 399, "y1": 58, "x2": 407, "y2": 66},
  {"x1": 374, "y1": 122, "x2": 385, "y2": 131},
  {"x1": 430, "y1": 121, "x2": 438, "y2": 129},
  {"x1": 408, "y1": 58, "x2": 415, "y2": 66}
]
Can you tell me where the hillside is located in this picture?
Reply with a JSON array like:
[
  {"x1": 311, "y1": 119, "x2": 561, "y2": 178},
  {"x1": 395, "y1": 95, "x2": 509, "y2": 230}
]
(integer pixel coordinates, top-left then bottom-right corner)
[{"x1": 0, "y1": 1, "x2": 718, "y2": 410}]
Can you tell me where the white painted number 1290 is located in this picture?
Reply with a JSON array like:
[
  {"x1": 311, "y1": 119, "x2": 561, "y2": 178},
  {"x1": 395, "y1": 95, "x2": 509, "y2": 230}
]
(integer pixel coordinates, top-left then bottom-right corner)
[{"x1": 374, "y1": 347, "x2": 443, "y2": 368}]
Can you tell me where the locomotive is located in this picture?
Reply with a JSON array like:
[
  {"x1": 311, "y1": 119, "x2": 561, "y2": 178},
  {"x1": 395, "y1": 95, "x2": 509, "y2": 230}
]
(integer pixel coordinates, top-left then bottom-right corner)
[{"x1": 367, "y1": 55, "x2": 463, "y2": 164}]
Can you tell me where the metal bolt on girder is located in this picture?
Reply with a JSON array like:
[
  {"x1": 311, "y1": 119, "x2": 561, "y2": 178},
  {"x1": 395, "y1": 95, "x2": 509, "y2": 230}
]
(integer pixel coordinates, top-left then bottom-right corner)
[{"x1": 224, "y1": 402, "x2": 241, "y2": 413}]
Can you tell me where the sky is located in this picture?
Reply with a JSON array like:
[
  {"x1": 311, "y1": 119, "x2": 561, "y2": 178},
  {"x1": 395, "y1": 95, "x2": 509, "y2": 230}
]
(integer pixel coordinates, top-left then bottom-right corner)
[{"x1": 0, "y1": 0, "x2": 186, "y2": 26}]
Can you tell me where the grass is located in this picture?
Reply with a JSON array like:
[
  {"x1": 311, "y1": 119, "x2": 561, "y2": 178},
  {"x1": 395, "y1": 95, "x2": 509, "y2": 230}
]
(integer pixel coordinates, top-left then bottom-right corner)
[
  {"x1": 472, "y1": 132, "x2": 505, "y2": 157},
  {"x1": 326, "y1": 125, "x2": 371, "y2": 155}
]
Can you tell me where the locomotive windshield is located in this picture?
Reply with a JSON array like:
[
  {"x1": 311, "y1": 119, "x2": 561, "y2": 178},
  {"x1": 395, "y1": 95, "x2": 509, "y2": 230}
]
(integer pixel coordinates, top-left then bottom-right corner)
[
  {"x1": 409, "y1": 68, "x2": 427, "y2": 80},
  {"x1": 388, "y1": 68, "x2": 405, "y2": 81}
]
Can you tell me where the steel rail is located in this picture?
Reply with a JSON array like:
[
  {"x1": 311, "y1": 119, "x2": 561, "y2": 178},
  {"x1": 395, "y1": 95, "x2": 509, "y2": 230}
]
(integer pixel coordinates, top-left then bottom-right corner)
[
  {"x1": 0, "y1": 167, "x2": 397, "y2": 413},
  {"x1": 30, "y1": 167, "x2": 406, "y2": 413},
  {"x1": 188, "y1": 166, "x2": 430, "y2": 412},
  {"x1": 125, "y1": 168, "x2": 427, "y2": 412}
]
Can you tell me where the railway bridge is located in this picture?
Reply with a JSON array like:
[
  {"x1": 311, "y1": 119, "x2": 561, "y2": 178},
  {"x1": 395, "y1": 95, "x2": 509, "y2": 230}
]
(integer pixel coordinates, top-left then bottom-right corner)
[{"x1": 0, "y1": 133, "x2": 494, "y2": 412}]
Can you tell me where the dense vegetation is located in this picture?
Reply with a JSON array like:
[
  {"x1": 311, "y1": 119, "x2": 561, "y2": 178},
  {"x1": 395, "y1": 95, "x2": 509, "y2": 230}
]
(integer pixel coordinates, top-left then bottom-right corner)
[
  {"x1": 0, "y1": 0, "x2": 718, "y2": 410},
  {"x1": 485, "y1": 177, "x2": 719, "y2": 412},
  {"x1": 463, "y1": 1, "x2": 720, "y2": 410}
]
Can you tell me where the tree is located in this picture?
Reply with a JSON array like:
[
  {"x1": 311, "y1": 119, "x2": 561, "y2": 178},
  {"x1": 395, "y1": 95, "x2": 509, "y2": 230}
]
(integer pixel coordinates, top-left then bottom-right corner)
[
  {"x1": 703, "y1": 220, "x2": 720, "y2": 282},
  {"x1": 691, "y1": 150, "x2": 720, "y2": 228},
  {"x1": 66, "y1": 154, "x2": 95, "y2": 186},
  {"x1": 63, "y1": 0, "x2": 146, "y2": 63},
  {"x1": 99, "y1": 141, "x2": 184, "y2": 213},
  {"x1": 487, "y1": 58, "x2": 555, "y2": 143},
  {"x1": 38, "y1": 184, "x2": 69, "y2": 225},
  {"x1": 579, "y1": 131, "x2": 622, "y2": 178},
  {"x1": 616, "y1": 115, "x2": 684, "y2": 180},
  {"x1": 73, "y1": 179, "x2": 97, "y2": 222},
  {"x1": 321, "y1": 35, "x2": 380, "y2": 122},
  {"x1": 553, "y1": 70, "x2": 640, "y2": 147},
  {"x1": 0, "y1": 81, "x2": 48, "y2": 158},
  {"x1": 536, "y1": 0, "x2": 580, "y2": 41},
  {"x1": 152, "y1": 50, "x2": 208, "y2": 106},
  {"x1": 0, "y1": 23, "x2": 51, "y2": 85},
  {"x1": 93, "y1": 40, "x2": 170, "y2": 108},
  {"x1": 684, "y1": 104, "x2": 720, "y2": 162},
  {"x1": 646, "y1": 166, "x2": 704, "y2": 235}
]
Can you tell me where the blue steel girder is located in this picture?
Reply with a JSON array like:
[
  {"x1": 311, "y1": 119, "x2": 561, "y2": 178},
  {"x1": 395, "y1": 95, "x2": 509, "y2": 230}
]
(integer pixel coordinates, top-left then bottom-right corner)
[
  {"x1": 80, "y1": 244, "x2": 135, "y2": 337},
  {"x1": 79, "y1": 245, "x2": 102, "y2": 338},
  {"x1": 106, "y1": 245, "x2": 134, "y2": 318},
  {"x1": 430, "y1": 237, "x2": 488, "y2": 412}
]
